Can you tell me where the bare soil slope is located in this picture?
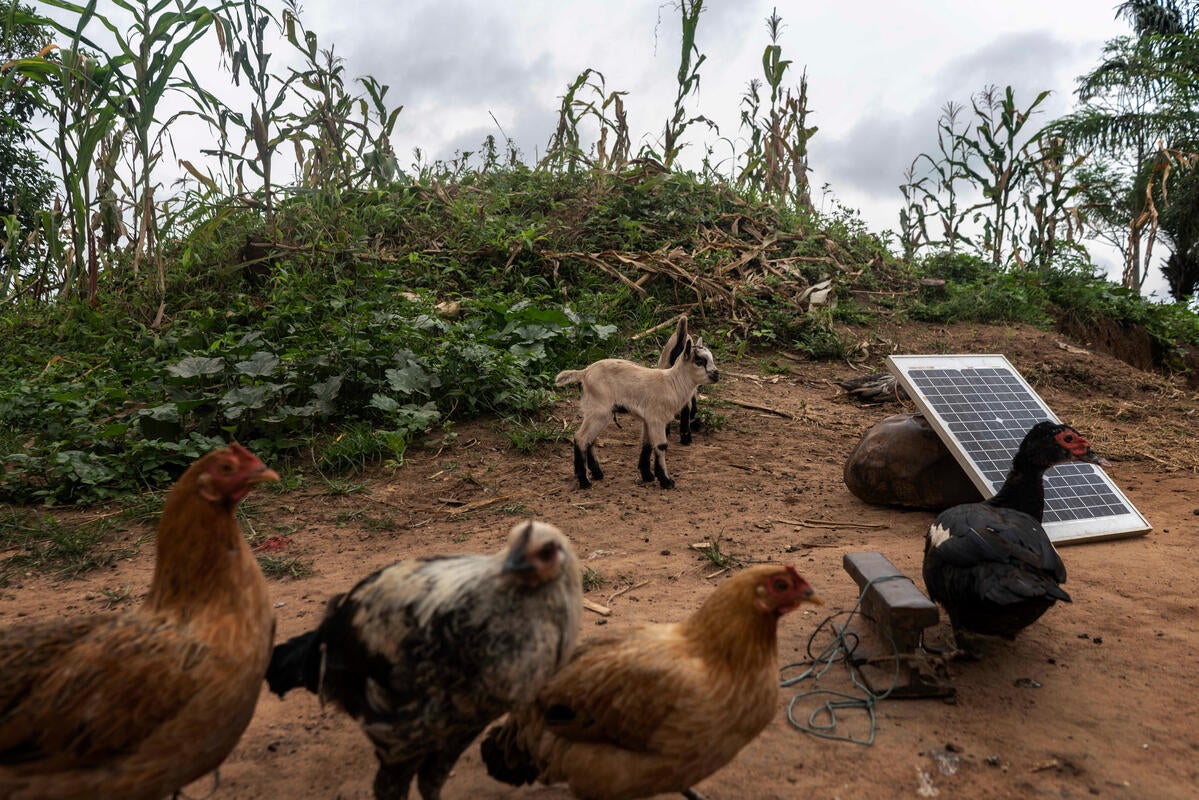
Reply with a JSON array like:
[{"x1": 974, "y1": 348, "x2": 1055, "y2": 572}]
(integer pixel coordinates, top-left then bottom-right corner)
[{"x1": 4, "y1": 321, "x2": 1198, "y2": 800}]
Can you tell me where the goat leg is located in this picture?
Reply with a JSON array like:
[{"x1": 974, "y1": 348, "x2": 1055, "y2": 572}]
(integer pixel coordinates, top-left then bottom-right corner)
[
  {"x1": 572, "y1": 442, "x2": 592, "y2": 489},
  {"x1": 678, "y1": 401, "x2": 693, "y2": 446},
  {"x1": 652, "y1": 443, "x2": 675, "y2": 489},
  {"x1": 585, "y1": 444, "x2": 604, "y2": 480},
  {"x1": 638, "y1": 442, "x2": 655, "y2": 483}
]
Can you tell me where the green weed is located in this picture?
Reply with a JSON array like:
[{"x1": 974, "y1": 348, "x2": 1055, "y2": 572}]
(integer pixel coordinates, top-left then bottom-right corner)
[
  {"x1": 257, "y1": 554, "x2": 314, "y2": 580},
  {"x1": 695, "y1": 535, "x2": 742, "y2": 570},
  {"x1": 582, "y1": 567, "x2": 607, "y2": 592},
  {"x1": 501, "y1": 417, "x2": 570, "y2": 454},
  {"x1": 0, "y1": 508, "x2": 122, "y2": 585}
]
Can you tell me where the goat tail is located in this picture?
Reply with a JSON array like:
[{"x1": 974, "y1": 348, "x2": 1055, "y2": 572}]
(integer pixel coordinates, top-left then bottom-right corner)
[
  {"x1": 265, "y1": 628, "x2": 323, "y2": 698},
  {"x1": 480, "y1": 719, "x2": 540, "y2": 787},
  {"x1": 554, "y1": 369, "x2": 583, "y2": 387}
]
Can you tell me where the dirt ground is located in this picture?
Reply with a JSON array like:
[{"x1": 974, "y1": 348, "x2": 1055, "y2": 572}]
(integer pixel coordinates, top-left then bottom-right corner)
[{"x1": 5, "y1": 320, "x2": 1199, "y2": 800}]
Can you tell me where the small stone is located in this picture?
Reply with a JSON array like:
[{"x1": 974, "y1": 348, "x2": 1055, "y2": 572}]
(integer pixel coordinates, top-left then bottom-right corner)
[
  {"x1": 945, "y1": 742, "x2": 961, "y2": 753},
  {"x1": 985, "y1": 756, "x2": 1001, "y2": 767},
  {"x1": 1092, "y1": 636, "x2": 1103, "y2": 645},
  {"x1": 595, "y1": 618, "x2": 607, "y2": 625},
  {"x1": 1014, "y1": 677, "x2": 1042, "y2": 689},
  {"x1": 1078, "y1": 633, "x2": 1090, "y2": 639},
  {"x1": 660, "y1": 549, "x2": 671, "y2": 555}
]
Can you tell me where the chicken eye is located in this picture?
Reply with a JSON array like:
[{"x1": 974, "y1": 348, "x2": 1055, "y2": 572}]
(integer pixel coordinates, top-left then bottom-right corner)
[
  {"x1": 772, "y1": 579, "x2": 790, "y2": 593},
  {"x1": 536, "y1": 543, "x2": 557, "y2": 562},
  {"x1": 1063, "y1": 434, "x2": 1074, "y2": 443}
]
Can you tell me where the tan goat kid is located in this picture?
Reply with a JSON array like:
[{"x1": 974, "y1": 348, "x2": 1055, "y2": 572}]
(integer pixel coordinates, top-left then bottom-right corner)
[{"x1": 555, "y1": 337, "x2": 719, "y2": 489}]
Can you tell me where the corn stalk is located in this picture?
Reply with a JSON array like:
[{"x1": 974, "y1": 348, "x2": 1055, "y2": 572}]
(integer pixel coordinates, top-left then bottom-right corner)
[
  {"x1": 656, "y1": 0, "x2": 713, "y2": 168},
  {"x1": 737, "y1": 8, "x2": 815, "y2": 211},
  {"x1": 2, "y1": 4, "x2": 120, "y2": 304},
  {"x1": 1017, "y1": 134, "x2": 1090, "y2": 269},
  {"x1": 541, "y1": 68, "x2": 629, "y2": 173},
  {"x1": 954, "y1": 85, "x2": 1051, "y2": 266}
]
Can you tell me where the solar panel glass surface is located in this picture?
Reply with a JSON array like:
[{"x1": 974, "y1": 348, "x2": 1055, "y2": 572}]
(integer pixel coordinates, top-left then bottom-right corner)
[{"x1": 887, "y1": 355, "x2": 1150, "y2": 542}]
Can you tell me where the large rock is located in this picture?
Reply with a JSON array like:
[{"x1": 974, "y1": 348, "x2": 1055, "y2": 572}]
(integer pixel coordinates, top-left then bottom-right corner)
[{"x1": 844, "y1": 413, "x2": 983, "y2": 510}]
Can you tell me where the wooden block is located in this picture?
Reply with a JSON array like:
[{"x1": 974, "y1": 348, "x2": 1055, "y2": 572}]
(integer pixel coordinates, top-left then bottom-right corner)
[{"x1": 843, "y1": 552, "x2": 938, "y2": 651}]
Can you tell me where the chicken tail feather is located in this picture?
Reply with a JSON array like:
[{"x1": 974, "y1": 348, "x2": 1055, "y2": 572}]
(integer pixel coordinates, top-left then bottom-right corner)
[
  {"x1": 480, "y1": 720, "x2": 539, "y2": 787},
  {"x1": 265, "y1": 629, "x2": 322, "y2": 698}
]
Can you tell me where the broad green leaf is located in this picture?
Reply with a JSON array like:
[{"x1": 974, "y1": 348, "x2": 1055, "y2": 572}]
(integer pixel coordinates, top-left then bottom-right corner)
[
  {"x1": 234, "y1": 351, "x2": 279, "y2": 377},
  {"x1": 166, "y1": 356, "x2": 225, "y2": 378}
]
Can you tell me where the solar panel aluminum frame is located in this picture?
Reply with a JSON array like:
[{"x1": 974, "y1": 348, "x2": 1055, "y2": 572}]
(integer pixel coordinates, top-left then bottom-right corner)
[{"x1": 886, "y1": 353, "x2": 1151, "y2": 544}]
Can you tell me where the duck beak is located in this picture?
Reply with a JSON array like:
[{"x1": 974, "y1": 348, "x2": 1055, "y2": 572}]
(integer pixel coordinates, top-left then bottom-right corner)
[{"x1": 1078, "y1": 450, "x2": 1112, "y2": 468}]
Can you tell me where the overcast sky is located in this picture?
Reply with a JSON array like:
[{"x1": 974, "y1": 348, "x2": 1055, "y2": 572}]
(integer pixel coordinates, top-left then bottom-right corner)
[
  {"x1": 34, "y1": 0, "x2": 1158, "y2": 292},
  {"x1": 279, "y1": 0, "x2": 1150, "y2": 289},
  {"x1": 295, "y1": 0, "x2": 1126, "y2": 207}
]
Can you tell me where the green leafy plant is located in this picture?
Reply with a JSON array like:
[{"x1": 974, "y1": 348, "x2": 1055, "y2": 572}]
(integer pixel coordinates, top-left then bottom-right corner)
[{"x1": 581, "y1": 567, "x2": 607, "y2": 592}]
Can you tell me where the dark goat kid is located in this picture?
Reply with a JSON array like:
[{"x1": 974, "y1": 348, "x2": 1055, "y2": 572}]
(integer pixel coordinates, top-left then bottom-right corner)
[{"x1": 657, "y1": 316, "x2": 701, "y2": 445}]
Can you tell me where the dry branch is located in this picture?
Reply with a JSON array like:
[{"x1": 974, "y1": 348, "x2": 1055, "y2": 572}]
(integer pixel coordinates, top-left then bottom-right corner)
[
  {"x1": 607, "y1": 579, "x2": 650, "y2": 604},
  {"x1": 582, "y1": 598, "x2": 612, "y2": 616},
  {"x1": 718, "y1": 397, "x2": 799, "y2": 420},
  {"x1": 771, "y1": 517, "x2": 890, "y2": 530}
]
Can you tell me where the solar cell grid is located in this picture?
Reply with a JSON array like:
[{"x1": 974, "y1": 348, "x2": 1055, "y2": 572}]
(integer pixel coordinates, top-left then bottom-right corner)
[{"x1": 887, "y1": 355, "x2": 1150, "y2": 543}]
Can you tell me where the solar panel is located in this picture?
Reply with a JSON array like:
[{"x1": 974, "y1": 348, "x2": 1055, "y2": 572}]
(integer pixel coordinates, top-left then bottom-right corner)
[{"x1": 886, "y1": 354, "x2": 1150, "y2": 544}]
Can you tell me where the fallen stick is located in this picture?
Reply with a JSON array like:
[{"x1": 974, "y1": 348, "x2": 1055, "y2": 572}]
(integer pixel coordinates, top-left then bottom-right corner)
[
  {"x1": 583, "y1": 598, "x2": 612, "y2": 616},
  {"x1": 705, "y1": 567, "x2": 730, "y2": 579},
  {"x1": 771, "y1": 517, "x2": 889, "y2": 530},
  {"x1": 724, "y1": 371, "x2": 781, "y2": 383},
  {"x1": 720, "y1": 397, "x2": 798, "y2": 420},
  {"x1": 443, "y1": 492, "x2": 525, "y2": 517},
  {"x1": 607, "y1": 580, "x2": 650, "y2": 604},
  {"x1": 630, "y1": 312, "x2": 691, "y2": 341}
]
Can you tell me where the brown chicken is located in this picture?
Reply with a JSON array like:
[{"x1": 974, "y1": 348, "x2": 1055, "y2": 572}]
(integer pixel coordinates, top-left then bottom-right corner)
[
  {"x1": 0, "y1": 443, "x2": 279, "y2": 800},
  {"x1": 481, "y1": 564, "x2": 819, "y2": 800}
]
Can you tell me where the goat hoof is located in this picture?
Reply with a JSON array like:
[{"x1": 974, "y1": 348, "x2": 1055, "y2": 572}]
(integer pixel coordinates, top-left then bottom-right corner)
[
  {"x1": 680, "y1": 435, "x2": 692, "y2": 446},
  {"x1": 659, "y1": 479, "x2": 676, "y2": 489},
  {"x1": 577, "y1": 480, "x2": 592, "y2": 490}
]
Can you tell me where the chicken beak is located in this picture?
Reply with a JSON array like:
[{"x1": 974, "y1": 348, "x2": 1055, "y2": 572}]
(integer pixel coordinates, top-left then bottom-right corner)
[
  {"x1": 247, "y1": 466, "x2": 281, "y2": 486},
  {"x1": 805, "y1": 594, "x2": 823, "y2": 606},
  {"x1": 502, "y1": 522, "x2": 538, "y2": 579},
  {"x1": 501, "y1": 549, "x2": 528, "y2": 574}
]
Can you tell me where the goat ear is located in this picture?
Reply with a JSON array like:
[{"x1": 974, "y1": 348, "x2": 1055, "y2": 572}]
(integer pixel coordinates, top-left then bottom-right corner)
[
  {"x1": 674, "y1": 315, "x2": 688, "y2": 341},
  {"x1": 682, "y1": 338, "x2": 694, "y2": 358},
  {"x1": 693, "y1": 336, "x2": 704, "y2": 349}
]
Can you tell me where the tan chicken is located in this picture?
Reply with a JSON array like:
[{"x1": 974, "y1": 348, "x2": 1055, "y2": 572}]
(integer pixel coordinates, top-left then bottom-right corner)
[
  {"x1": 0, "y1": 443, "x2": 279, "y2": 800},
  {"x1": 481, "y1": 564, "x2": 819, "y2": 800}
]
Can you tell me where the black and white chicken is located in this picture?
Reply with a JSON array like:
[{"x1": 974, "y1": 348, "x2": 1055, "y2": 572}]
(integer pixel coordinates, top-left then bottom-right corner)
[
  {"x1": 265, "y1": 520, "x2": 582, "y2": 800},
  {"x1": 922, "y1": 421, "x2": 1109, "y2": 654}
]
